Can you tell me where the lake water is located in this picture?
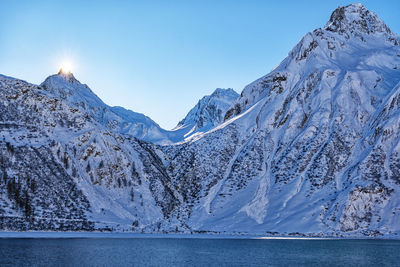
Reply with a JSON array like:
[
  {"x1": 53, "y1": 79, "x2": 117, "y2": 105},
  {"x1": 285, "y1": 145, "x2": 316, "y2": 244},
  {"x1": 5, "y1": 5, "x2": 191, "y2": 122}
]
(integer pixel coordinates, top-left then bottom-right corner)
[{"x1": 0, "y1": 237, "x2": 399, "y2": 266}]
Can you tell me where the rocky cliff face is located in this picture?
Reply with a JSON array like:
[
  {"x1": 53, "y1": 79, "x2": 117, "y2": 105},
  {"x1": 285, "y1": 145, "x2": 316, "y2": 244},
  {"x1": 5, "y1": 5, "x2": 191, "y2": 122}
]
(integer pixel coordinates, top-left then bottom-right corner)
[{"x1": 0, "y1": 4, "x2": 400, "y2": 237}]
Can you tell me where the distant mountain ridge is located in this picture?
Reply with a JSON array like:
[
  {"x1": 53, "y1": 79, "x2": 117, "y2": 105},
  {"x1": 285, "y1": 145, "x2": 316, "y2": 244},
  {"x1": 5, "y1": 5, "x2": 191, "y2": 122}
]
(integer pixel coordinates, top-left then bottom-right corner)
[
  {"x1": 0, "y1": 4, "x2": 400, "y2": 237},
  {"x1": 40, "y1": 71, "x2": 238, "y2": 144}
]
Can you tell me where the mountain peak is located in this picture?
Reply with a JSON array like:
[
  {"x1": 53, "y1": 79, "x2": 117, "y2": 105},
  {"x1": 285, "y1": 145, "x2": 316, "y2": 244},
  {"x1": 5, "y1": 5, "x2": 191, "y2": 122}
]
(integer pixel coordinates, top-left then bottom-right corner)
[
  {"x1": 56, "y1": 69, "x2": 78, "y2": 84},
  {"x1": 324, "y1": 3, "x2": 392, "y2": 35},
  {"x1": 211, "y1": 88, "x2": 237, "y2": 97},
  {"x1": 41, "y1": 71, "x2": 98, "y2": 105},
  {"x1": 174, "y1": 88, "x2": 238, "y2": 136}
]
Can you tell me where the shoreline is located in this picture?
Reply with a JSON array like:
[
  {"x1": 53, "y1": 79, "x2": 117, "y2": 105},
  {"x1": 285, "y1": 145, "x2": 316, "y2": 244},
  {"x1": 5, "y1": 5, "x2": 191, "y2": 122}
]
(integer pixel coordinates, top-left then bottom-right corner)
[{"x1": 0, "y1": 231, "x2": 399, "y2": 240}]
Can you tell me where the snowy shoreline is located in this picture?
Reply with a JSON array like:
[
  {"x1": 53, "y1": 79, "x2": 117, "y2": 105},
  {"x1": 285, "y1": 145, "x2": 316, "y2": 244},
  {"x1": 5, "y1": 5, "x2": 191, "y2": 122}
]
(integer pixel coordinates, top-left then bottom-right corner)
[{"x1": 0, "y1": 231, "x2": 399, "y2": 240}]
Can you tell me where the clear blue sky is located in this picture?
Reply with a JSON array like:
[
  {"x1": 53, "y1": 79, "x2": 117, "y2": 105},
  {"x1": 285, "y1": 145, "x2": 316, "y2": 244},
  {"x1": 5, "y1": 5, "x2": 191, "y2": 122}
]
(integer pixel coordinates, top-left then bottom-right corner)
[{"x1": 1, "y1": 0, "x2": 399, "y2": 129}]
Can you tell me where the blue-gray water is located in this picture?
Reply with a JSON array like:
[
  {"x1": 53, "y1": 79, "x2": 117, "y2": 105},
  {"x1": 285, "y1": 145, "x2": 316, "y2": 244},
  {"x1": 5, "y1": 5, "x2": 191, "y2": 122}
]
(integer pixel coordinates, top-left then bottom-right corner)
[{"x1": 0, "y1": 238, "x2": 399, "y2": 266}]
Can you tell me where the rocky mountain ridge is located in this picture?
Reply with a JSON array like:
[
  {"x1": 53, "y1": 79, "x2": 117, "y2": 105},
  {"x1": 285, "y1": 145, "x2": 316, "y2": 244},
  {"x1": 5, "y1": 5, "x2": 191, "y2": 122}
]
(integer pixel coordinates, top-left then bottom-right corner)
[
  {"x1": 41, "y1": 72, "x2": 238, "y2": 144},
  {"x1": 0, "y1": 4, "x2": 399, "y2": 237}
]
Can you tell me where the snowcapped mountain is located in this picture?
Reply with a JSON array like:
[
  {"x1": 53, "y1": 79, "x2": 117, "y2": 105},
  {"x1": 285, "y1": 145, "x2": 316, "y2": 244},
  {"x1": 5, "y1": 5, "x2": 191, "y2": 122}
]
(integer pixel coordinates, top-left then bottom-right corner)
[
  {"x1": 0, "y1": 73, "x2": 184, "y2": 231},
  {"x1": 163, "y1": 3, "x2": 400, "y2": 236},
  {"x1": 226, "y1": 3, "x2": 399, "y2": 122},
  {"x1": 40, "y1": 72, "x2": 237, "y2": 144},
  {"x1": 41, "y1": 71, "x2": 170, "y2": 144},
  {"x1": 0, "y1": 73, "x2": 236, "y2": 232},
  {"x1": 1, "y1": 4, "x2": 400, "y2": 237},
  {"x1": 171, "y1": 88, "x2": 238, "y2": 140}
]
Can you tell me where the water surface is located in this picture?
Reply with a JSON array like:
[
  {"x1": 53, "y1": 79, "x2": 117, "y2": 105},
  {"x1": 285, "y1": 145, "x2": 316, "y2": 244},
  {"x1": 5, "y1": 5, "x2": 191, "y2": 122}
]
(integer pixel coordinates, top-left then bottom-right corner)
[{"x1": 0, "y1": 237, "x2": 399, "y2": 266}]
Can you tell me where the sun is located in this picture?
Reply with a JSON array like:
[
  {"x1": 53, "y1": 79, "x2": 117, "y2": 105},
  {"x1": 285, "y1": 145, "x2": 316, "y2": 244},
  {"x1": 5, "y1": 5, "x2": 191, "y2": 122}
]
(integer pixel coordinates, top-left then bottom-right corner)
[{"x1": 59, "y1": 61, "x2": 73, "y2": 74}]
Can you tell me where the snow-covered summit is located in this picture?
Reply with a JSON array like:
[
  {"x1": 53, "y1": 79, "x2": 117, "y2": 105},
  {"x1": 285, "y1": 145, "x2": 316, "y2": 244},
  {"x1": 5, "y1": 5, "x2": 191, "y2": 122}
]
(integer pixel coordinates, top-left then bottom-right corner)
[
  {"x1": 225, "y1": 3, "x2": 400, "y2": 121},
  {"x1": 41, "y1": 71, "x2": 170, "y2": 143},
  {"x1": 41, "y1": 71, "x2": 104, "y2": 109},
  {"x1": 178, "y1": 88, "x2": 238, "y2": 128},
  {"x1": 40, "y1": 72, "x2": 239, "y2": 144},
  {"x1": 324, "y1": 3, "x2": 394, "y2": 36},
  {"x1": 57, "y1": 69, "x2": 79, "y2": 82},
  {"x1": 173, "y1": 88, "x2": 238, "y2": 139}
]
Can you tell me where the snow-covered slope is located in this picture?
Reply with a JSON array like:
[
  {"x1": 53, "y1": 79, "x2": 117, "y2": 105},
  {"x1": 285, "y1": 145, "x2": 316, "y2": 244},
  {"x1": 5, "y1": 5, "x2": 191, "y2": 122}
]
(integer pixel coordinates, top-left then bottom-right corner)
[
  {"x1": 225, "y1": 3, "x2": 399, "y2": 121},
  {"x1": 40, "y1": 72, "x2": 237, "y2": 144},
  {"x1": 41, "y1": 71, "x2": 170, "y2": 144},
  {"x1": 162, "y1": 3, "x2": 400, "y2": 237},
  {"x1": 1, "y1": 4, "x2": 400, "y2": 237},
  {"x1": 171, "y1": 88, "x2": 238, "y2": 140},
  {"x1": 0, "y1": 74, "x2": 184, "y2": 231}
]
